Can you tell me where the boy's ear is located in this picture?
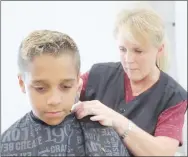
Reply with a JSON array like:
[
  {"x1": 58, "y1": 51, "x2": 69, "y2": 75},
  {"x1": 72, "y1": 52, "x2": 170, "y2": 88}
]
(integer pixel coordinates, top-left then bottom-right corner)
[
  {"x1": 78, "y1": 77, "x2": 83, "y2": 93},
  {"x1": 18, "y1": 74, "x2": 26, "y2": 93},
  {"x1": 76, "y1": 73, "x2": 83, "y2": 99}
]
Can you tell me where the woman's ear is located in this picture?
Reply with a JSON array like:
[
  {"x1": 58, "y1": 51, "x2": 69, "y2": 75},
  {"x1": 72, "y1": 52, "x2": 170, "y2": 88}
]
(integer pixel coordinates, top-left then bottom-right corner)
[
  {"x1": 158, "y1": 44, "x2": 164, "y2": 56},
  {"x1": 18, "y1": 74, "x2": 26, "y2": 93}
]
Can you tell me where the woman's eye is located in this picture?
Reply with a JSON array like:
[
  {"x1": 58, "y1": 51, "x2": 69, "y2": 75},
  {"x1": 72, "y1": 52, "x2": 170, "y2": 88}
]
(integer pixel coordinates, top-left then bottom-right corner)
[
  {"x1": 135, "y1": 50, "x2": 142, "y2": 53},
  {"x1": 119, "y1": 47, "x2": 127, "y2": 53}
]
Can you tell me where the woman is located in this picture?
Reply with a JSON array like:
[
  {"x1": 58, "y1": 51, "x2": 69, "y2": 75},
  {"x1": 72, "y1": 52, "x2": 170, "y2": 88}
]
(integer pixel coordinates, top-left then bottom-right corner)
[{"x1": 72, "y1": 7, "x2": 187, "y2": 156}]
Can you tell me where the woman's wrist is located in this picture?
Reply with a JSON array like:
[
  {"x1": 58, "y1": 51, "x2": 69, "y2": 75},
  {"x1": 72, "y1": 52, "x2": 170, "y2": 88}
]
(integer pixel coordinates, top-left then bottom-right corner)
[{"x1": 112, "y1": 114, "x2": 130, "y2": 136}]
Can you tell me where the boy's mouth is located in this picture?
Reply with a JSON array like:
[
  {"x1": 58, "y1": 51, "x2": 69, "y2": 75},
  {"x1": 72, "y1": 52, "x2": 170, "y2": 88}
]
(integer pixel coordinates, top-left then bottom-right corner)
[{"x1": 45, "y1": 111, "x2": 63, "y2": 117}]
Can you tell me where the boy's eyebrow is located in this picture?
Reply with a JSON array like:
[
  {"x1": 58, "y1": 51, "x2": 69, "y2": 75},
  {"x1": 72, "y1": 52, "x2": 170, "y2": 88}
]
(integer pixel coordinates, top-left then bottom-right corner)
[
  {"x1": 31, "y1": 78, "x2": 76, "y2": 84},
  {"x1": 61, "y1": 79, "x2": 76, "y2": 82},
  {"x1": 31, "y1": 80, "x2": 49, "y2": 84}
]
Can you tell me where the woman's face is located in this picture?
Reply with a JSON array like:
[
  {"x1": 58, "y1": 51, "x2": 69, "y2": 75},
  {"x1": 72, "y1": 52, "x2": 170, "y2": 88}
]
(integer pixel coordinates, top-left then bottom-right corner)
[{"x1": 117, "y1": 33, "x2": 162, "y2": 82}]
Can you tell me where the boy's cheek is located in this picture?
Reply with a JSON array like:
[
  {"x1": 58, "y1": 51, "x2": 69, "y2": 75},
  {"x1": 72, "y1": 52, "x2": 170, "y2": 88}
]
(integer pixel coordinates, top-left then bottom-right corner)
[{"x1": 26, "y1": 88, "x2": 78, "y2": 110}]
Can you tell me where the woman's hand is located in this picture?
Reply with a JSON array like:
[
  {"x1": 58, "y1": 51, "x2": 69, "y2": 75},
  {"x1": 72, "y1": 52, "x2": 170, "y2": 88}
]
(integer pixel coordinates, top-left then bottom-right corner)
[{"x1": 71, "y1": 100, "x2": 125, "y2": 128}]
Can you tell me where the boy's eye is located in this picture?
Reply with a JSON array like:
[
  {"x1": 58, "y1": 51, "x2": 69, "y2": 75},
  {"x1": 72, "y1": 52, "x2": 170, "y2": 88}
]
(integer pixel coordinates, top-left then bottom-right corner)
[
  {"x1": 63, "y1": 85, "x2": 72, "y2": 89},
  {"x1": 64, "y1": 86, "x2": 72, "y2": 88},
  {"x1": 34, "y1": 87, "x2": 47, "y2": 93},
  {"x1": 60, "y1": 84, "x2": 72, "y2": 90}
]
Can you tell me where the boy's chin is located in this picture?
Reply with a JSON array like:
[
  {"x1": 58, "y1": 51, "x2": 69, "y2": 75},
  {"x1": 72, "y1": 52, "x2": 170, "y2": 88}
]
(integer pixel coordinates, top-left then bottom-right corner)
[
  {"x1": 44, "y1": 113, "x2": 69, "y2": 126},
  {"x1": 45, "y1": 119, "x2": 63, "y2": 126}
]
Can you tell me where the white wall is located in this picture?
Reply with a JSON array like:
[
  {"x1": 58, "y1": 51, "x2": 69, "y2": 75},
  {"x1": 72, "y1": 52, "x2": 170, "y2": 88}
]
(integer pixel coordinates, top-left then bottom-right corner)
[
  {"x1": 175, "y1": 1, "x2": 187, "y2": 90},
  {"x1": 1, "y1": 1, "x2": 139, "y2": 133},
  {"x1": 1, "y1": 3, "x2": 187, "y2": 153},
  {"x1": 175, "y1": 1, "x2": 187, "y2": 155},
  {"x1": 148, "y1": 1, "x2": 178, "y2": 81}
]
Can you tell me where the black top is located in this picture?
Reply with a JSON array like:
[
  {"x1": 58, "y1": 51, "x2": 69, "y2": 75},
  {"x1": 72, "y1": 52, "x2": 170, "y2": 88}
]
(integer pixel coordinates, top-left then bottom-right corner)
[{"x1": 81, "y1": 62, "x2": 187, "y2": 135}]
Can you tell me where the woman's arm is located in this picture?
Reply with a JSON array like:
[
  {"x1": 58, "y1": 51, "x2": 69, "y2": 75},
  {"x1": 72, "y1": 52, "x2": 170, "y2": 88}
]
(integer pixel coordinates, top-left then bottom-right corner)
[
  {"x1": 114, "y1": 115, "x2": 179, "y2": 156},
  {"x1": 114, "y1": 100, "x2": 187, "y2": 156},
  {"x1": 72, "y1": 100, "x2": 187, "y2": 156}
]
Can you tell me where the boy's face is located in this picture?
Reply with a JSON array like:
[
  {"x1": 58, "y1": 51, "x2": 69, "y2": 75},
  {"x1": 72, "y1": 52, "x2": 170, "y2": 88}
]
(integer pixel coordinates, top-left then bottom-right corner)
[{"x1": 18, "y1": 53, "x2": 80, "y2": 125}]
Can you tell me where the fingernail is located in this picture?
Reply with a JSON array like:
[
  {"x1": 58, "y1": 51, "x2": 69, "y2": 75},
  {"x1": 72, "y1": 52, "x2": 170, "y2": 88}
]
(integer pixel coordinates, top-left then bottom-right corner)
[{"x1": 71, "y1": 106, "x2": 74, "y2": 111}]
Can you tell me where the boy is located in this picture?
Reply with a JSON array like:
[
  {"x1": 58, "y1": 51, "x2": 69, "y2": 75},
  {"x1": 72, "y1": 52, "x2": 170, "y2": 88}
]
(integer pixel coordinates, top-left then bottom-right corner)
[{"x1": 1, "y1": 30, "x2": 129, "y2": 156}]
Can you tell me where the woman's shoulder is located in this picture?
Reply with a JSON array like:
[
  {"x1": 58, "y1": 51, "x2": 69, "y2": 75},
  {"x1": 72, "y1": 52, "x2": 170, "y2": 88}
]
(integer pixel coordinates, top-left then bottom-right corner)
[
  {"x1": 88, "y1": 62, "x2": 123, "y2": 77},
  {"x1": 86, "y1": 62, "x2": 124, "y2": 83},
  {"x1": 161, "y1": 72, "x2": 187, "y2": 108},
  {"x1": 162, "y1": 71, "x2": 187, "y2": 100},
  {"x1": 90, "y1": 62, "x2": 122, "y2": 70}
]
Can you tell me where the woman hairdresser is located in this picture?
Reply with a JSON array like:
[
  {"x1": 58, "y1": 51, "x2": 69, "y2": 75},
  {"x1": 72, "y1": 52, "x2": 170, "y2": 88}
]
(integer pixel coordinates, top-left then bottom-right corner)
[{"x1": 72, "y1": 7, "x2": 187, "y2": 156}]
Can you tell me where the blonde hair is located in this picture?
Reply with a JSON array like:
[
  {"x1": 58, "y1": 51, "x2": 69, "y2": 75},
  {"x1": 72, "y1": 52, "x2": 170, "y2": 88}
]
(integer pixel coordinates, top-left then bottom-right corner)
[
  {"x1": 114, "y1": 4, "x2": 170, "y2": 72},
  {"x1": 18, "y1": 30, "x2": 80, "y2": 73}
]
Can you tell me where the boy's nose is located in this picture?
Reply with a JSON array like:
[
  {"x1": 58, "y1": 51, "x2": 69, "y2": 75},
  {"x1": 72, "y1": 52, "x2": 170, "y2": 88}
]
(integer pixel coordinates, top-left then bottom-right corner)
[{"x1": 47, "y1": 90, "x2": 62, "y2": 106}]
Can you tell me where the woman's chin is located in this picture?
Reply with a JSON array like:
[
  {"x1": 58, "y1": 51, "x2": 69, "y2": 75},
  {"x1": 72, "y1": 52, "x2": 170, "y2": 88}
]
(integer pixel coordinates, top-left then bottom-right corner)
[{"x1": 127, "y1": 73, "x2": 143, "y2": 82}]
